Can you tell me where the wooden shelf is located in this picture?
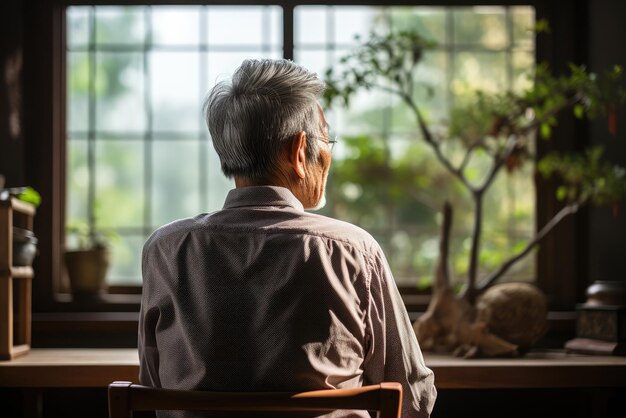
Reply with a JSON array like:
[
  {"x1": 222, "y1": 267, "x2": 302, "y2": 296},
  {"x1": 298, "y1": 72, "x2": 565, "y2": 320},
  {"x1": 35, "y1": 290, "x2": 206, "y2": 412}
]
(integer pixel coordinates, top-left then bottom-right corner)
[
  {"x1": 2, "y1": 198, "x2": 36, "y2": 217},
  {"x1": 8, "y1": 266, "x2": 34, "y2": 279},
  {"x1": 0, "y1": 198, "x2": 36, "y2": 360}
]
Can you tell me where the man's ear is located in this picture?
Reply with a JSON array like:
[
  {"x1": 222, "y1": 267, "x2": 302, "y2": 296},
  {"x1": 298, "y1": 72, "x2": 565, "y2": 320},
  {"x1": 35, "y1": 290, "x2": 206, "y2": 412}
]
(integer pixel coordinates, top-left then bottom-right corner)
[{"x1": 289, "y1": 131, "x2": 307, "y2": 179}]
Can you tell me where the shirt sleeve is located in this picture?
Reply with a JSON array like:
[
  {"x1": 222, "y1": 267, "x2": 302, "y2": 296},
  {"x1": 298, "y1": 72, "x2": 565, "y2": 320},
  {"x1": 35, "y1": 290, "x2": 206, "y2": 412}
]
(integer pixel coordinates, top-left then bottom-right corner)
[
  {"x1": 138, "y1": 239, "x2": 162, "y2": 388},
  {"x1": 363, "y1": 248, "x2": 437, "y2": 418}
]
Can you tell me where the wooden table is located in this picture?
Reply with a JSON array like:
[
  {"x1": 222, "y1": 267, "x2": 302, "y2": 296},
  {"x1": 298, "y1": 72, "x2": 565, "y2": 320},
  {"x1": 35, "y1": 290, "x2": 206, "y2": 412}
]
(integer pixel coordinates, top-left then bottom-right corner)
[
  {"x1": 426, "y1": 350, "x2": 626, "y2": 388},
  {"x1": 0, "y1": 349, "x2": 138, "y2": 387},
  {"x1": 1, "y1": 348, "x2": 625, "y2": 389}
]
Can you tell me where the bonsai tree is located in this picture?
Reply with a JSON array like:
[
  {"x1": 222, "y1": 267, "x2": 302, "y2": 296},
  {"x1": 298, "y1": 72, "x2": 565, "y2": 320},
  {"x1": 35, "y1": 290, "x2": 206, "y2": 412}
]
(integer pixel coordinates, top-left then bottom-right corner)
[{"x1": 324, "y1": 29, "x2": 626, "y2": 357}]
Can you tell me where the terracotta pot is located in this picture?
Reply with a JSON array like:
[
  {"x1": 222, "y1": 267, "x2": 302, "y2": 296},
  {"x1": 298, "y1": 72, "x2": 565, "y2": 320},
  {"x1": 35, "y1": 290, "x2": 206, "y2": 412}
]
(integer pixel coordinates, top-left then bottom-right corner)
[{"x1": 64, "y1": 248, "x2": 111, "y2": 297}]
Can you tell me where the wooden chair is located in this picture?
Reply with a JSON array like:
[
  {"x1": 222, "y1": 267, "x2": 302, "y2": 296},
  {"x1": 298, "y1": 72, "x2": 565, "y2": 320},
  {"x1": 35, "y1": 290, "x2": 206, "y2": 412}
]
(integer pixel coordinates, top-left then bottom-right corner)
[{"x1": 108, "y1": 381, "x2": 402, "y2": 418}]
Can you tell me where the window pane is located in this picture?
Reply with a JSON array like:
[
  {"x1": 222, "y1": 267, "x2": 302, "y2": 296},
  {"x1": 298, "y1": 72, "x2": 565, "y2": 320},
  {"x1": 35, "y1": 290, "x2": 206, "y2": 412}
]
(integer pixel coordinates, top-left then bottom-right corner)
[
  {"x1": 512, "y1": 6, "x2": 536, "y2": 47},
  {"x1": 513, "y1": 49, "x2": 534, "y2": 92},
  {"x1": 268, "y1": 7, "x2": 283, "y2": 47},
  {"x1": 95, "y1": 139, "x2": 144, "y2": 228},
  {"x1": 95, "y1": 52, "x2": 146, "y2": 132},
  {"x1": 152, "y1": 140, "x2": 200, "y2": 227},
  {"x1": 333, "y1": 7, "x2": 387, "y2": 45},
  {"x1": 151, "y1": 52, "x2": 199, "y2": 132},
  {"x1": 67, "y1": 6, "x2": 90, "y2": 48},
  {"x1": 107, "y1": 234, "x2": 144, "y2": 285},
  {"x1": 335, "y1": 89, "x2": 389, "y2": 137},
  {"x1": 452, "y1": 51, "x2": 508, "y2": 98},
  {"x1": 392, "y1": 51, "x2": 448, "y2": 133},
  {"x1": 208, "y1": 6, "x2": 279, "y2": 46},
  {"x1": 95, "y1": 6, "x2": 145, "y2": 45},
  {"x1": 67, "y1": 52, "x2": 89, "y2": 132},
  {"x1": 453, "y1": 7, "x2": 508, "y2": 49},
  {"x1": 295, "y1": 6, "x2": 328, "y2": 45},
  {"x1": 391, "y1": 7, "x2": 446, "y2": 43},
  {"x1": 152, "y1": 6, "x2": 200, "y2": 46},
  {"x1": 66, "y1": 139, "x2": 89, "y2": 226}
]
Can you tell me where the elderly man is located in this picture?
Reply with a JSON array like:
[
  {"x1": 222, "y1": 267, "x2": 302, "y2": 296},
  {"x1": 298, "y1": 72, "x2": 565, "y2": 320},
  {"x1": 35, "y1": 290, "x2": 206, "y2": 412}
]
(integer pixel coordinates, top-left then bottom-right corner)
[{"x1": 139, "y1": 58, "x2": 436, "y2": 417}]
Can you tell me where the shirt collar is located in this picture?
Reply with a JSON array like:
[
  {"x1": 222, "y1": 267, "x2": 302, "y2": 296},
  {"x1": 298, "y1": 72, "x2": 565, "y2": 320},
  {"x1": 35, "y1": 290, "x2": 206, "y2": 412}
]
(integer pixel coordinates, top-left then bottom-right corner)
[{"x1": 223, "y1": 186, "x2": 305, "y2": 212}]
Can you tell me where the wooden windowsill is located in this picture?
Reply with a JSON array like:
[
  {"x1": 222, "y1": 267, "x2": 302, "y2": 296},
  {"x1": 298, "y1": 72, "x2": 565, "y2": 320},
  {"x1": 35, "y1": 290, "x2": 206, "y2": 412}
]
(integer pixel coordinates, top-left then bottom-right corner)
[
  {"x1": 31, "y1": 310, "x2": 575, "y2": 329},
  {"x1": 28, "y1": 311, "x2": 576, "y2": 351},
  {"x1": 1, "y1": 348, "x2": 625, "y2": 389}
]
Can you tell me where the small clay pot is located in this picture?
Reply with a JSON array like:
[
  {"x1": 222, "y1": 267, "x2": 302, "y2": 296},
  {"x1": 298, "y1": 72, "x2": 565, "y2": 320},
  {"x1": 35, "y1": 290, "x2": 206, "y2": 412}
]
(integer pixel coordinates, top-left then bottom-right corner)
[
  {"x1": 64, "y1": 248, "x2": 111, "y2": 297},
  {"x1": 12, "y1": 227, "x2": 38, "y2": 266}
]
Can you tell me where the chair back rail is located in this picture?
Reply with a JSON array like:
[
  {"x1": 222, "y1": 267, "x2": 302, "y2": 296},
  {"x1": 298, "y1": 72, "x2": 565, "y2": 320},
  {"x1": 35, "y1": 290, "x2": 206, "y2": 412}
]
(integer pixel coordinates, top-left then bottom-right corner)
[{"x1": 108, "y1": 381, "x2": 402, "y2": 418}]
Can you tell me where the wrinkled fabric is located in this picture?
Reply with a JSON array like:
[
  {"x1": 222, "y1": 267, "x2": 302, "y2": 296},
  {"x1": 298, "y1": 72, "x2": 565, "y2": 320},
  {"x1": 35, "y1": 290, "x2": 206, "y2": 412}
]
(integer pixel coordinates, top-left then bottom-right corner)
[{"x1": 139, "y1": 186, "x2": 436, "y2": 418}]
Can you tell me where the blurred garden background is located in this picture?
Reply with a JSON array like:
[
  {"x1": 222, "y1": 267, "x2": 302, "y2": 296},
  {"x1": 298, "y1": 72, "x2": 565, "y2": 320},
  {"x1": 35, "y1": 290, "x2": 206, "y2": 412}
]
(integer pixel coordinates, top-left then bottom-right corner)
[{"x1": 65, "y1": 5, "x2": 536, "y2": 289}]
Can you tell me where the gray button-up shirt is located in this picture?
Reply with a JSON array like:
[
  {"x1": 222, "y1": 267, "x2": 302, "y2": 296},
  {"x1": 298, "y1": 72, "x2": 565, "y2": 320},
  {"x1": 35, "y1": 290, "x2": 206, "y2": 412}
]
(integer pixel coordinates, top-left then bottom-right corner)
[{"x1": 139, "y1": 186, "x2": 436, "y2": 417}]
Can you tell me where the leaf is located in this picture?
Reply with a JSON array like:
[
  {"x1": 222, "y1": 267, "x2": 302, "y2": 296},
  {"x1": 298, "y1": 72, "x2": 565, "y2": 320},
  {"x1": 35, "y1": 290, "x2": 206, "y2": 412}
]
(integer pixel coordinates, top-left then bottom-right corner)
[
  {"x1": 534, "y1": 19, "x2": 551, "y2": 34},
  {"x1": 18, "y1": 187, "x2": 41, "y2": 207},
  {"x1": 573, "y1": 104, "x2": 585, "y2": 119},
  {"x1": 556, "y1": 186, "x2": 568, "y2": 201},
  {"x1": 417, "y1": 275, "x2": 433, "y2": 290},
  {"x1": 610, "y1": 64, "x2": 623, "y2": 79},
  {"x1": 540, "y1": 122, "x2": 552, "y2": 139},
  {"x1": 512, "y1": 241, "x2": 527, "y2": 254}
]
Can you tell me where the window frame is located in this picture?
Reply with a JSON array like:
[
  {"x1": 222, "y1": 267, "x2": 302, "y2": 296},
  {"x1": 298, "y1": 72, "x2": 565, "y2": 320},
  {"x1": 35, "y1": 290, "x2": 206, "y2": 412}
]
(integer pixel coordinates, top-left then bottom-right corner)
[{"x1": 25, "y1": 0, "x2": 589, "y2": 318}]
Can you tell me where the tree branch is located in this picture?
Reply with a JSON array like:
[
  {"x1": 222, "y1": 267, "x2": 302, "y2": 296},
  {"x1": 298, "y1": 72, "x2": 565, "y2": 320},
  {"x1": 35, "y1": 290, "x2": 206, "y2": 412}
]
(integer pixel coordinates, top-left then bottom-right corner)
[
  {"x1": 478, "y1": 134, "x2": 518, "y2": 194},
  {"x1": 476, "y1": 201, "x2": 583, "y2": 291},
  {"x1": 463, "y1": 190, "x2": 484, "y2": 304},
  {"x1": 435, "y1": 201, "x2": 453, "y2": 292},
  {"x1": 402, "y1": 94, "x2": 476, "y2": 192},
  {"x1": 459, "y1": 140, "x2": 486, "y2": 173},
  {"x1": 514, "y1": 93, "x2": 583, "y2": 137}
]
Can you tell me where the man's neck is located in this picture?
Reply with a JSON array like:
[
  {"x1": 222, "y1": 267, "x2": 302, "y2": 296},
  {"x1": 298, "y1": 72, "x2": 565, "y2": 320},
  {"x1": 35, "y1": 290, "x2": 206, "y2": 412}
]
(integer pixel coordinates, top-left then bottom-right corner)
[
  {"x1": 235, "y1": 177, "x2": 281, "y2": 189},
  {"x1": 234, "y1": 176, "x2": 310, "y2": 208}
]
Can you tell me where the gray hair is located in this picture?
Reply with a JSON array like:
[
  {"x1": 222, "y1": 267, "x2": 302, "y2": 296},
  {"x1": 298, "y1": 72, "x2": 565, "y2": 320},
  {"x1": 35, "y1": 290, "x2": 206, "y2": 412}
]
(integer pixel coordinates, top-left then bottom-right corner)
[{"x1": 204, "y1": 58, "x2": 326, "y2": 180}]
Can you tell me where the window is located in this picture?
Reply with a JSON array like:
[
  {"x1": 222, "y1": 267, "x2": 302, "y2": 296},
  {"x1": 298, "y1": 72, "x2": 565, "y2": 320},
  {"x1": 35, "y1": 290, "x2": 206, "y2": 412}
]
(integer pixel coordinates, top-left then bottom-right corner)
[
  {"x1": 65, "y1": 4, "x2": 535, "y2": 293},
  {"x1": 294, "y1": 6, "x2": 535, "y2": 289},
  {"x1": 66, "y1": 5, "x2": 282, "y2": 286}
]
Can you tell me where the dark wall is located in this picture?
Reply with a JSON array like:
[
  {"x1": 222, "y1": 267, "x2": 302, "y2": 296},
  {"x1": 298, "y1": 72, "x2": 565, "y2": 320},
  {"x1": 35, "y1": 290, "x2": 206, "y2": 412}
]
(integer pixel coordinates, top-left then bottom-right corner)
[
  {"x1": 587, "y1": 0, "x2": 626, "y2": 284},
  {"x1": 0, "y1": 0, "x2": 24, "y2": 187}
]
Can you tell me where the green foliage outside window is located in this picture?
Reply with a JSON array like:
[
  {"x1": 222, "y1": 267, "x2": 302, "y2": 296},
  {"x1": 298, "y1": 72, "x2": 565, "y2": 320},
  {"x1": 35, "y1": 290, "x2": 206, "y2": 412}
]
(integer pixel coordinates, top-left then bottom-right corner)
[
  {"x1": 67, "y1": 5, "x2": 540, "y2": 287},
  {"x1": 313, "y1": 7, "x2": 537, "y2": 289},
  {"x1": 323, "y1": 27, "x2": 626, "y2": 298}
]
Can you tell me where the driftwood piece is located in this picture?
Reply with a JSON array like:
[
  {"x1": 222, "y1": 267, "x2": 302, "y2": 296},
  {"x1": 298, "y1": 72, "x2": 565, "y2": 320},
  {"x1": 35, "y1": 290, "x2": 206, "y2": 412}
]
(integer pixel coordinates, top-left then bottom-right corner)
[{"x1": 413, "y1": 202, "x2": 548, "y2": 358}]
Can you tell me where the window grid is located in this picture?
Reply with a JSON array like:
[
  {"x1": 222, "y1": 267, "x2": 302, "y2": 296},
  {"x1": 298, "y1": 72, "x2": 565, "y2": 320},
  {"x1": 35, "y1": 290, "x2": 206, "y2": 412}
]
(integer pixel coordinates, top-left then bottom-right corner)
[
  {"x1": 293, "y1": 5, "x2": 535, "y2": 284},
  {"x1": 67, "y1": 5, "x2": 281, "y2": 283},
  {"x1": 67, "y1": 4, "x2": 535, "y2": 286}
]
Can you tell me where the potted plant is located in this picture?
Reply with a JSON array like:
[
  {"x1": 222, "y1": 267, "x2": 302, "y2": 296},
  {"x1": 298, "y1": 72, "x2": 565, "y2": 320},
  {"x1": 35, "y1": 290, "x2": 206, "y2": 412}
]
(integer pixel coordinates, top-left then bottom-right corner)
[
  {"x1": 64, "y1": 221, "x2": 115, "y2": 300},
  {"x1": 324, "y1": 27, "x2": 626, "y2": 357}
]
